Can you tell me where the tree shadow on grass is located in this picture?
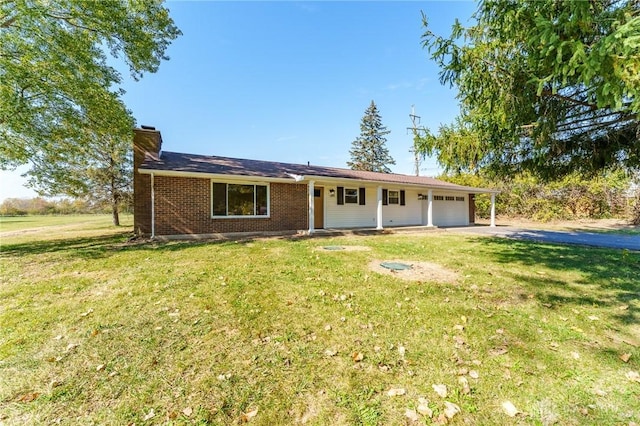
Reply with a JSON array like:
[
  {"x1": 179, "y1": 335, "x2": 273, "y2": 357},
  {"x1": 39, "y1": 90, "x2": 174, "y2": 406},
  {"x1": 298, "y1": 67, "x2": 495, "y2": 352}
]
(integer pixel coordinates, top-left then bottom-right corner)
[
  {"x1": 469, "y1": 236, "x2": 640, "y2": 325},
  {"x1": 0, "y1": 230, "x2": 261, "y2": 259},
  {"x1": 0, "y1": 232, "x2": 135, "y2": 259}
]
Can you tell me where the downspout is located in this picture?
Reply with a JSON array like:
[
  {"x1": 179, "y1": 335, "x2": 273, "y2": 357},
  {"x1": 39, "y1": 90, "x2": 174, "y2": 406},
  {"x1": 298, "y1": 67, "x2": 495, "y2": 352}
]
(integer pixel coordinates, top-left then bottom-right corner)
[{"x1": 151, "y1": 173, "x2": 156, "y2": 239}]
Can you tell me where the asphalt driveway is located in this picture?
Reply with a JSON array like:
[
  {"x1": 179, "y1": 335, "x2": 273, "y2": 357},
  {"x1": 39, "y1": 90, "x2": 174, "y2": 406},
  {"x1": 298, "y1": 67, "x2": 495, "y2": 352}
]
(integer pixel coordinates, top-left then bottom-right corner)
[{"x1": 445, "y1": 226, "x2": 640, "y2": 251}]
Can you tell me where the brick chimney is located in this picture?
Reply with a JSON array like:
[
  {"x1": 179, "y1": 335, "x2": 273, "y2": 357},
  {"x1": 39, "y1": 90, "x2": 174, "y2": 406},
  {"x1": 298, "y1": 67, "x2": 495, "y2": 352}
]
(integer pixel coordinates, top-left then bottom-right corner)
[{"x1": 133, "y1": 127, "x2": 162, "y2": 236}]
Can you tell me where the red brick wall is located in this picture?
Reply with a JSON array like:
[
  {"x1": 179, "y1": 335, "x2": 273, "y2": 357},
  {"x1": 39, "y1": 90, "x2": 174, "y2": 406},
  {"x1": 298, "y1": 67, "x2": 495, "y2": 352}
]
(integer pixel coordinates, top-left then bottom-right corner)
[{"x1": 151, "y1": 176, "x2": 308, "y2": 235}]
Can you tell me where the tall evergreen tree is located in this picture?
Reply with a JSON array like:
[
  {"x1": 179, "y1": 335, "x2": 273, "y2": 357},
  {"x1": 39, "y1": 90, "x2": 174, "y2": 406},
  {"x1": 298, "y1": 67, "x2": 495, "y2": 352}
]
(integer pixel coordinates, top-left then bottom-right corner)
[{"x1": 348, "y1": 101, "x2": 396, "y2": 173}]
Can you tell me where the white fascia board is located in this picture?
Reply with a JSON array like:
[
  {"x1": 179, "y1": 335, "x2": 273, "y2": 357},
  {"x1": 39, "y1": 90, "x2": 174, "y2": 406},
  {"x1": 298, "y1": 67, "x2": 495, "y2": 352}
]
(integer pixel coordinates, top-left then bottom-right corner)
[
  {"x1": 300, "y1": 174, "x2": 499, "y2": 194},
  {"x1": 137, "y1": 168, "x2": 297, "y2": 184}
]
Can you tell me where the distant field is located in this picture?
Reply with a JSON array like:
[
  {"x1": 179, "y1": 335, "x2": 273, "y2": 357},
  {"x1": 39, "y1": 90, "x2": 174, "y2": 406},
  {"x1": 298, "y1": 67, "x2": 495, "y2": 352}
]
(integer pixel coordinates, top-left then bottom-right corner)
[
  {"x1": 0, "y1": 215, "x2": 638, "y2": 425},
  {"x1": 0, "y1": 214, "x2": 132, "y2": 237}
]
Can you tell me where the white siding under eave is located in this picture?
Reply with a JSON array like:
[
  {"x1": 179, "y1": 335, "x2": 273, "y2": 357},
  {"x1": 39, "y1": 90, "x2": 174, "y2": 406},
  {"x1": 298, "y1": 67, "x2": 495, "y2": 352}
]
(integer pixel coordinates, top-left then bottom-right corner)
[
  {"x1": 324, "y1": 187, "x2": 376, "y2": 228},
  {"x1": 324, "y1": 187, "x2": 422, "y2": 229},
  {"x1": 381, "y1": 189, "x2": 422, "y2": 227}
]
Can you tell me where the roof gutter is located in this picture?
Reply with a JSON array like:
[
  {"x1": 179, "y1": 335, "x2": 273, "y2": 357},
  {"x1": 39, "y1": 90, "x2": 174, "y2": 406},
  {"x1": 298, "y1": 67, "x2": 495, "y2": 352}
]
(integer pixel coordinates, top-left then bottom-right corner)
[
  {"x1": 137, "y1": 168, "x2": 499, "y2": 194},
  {"x1": 298, "y1": 174, "x2": 500, "y2": 194}
]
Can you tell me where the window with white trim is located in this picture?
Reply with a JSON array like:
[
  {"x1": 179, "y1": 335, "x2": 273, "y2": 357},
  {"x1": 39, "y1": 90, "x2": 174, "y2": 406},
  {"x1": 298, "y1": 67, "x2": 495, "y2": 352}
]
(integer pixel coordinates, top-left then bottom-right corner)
[
  {"x1": 212, "y1": 182, "x2": 269, "y2": 217},
  {"x1": 388, "y1": 190, "x2": 400, "y2": 205},
  {"x1": 344, "y1": 188, "x2": 358, "y2": 204}
]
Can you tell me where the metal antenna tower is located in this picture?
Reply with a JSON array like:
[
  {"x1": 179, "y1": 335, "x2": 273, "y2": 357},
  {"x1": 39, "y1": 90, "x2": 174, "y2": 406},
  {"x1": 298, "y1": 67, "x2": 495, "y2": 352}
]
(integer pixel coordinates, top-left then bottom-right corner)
[{"x1": 407, "y1": 105, "x2": 427, "y2": 176}]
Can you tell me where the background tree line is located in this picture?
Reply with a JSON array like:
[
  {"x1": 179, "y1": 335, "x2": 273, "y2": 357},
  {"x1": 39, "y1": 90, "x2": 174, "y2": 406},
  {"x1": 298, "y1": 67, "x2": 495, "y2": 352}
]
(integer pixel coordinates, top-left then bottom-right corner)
[
  {"x1": 0, "y1": 196, "x2": 132, "y2": 216},
  {"x1": 441, "y1": 169, "x2": 639, "y2": 224}
]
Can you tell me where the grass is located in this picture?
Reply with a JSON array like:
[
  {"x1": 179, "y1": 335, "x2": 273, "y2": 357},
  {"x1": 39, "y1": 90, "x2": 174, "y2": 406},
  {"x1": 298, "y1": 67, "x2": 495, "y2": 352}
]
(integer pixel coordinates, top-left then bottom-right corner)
[{"x1": 1, "y1": 215, "x2": 639, "y2": 425}]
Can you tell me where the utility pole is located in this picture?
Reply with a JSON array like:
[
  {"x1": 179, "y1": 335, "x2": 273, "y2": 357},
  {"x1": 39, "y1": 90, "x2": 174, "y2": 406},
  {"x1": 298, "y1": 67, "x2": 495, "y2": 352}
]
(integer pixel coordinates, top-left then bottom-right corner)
[{"x1": 407, "y1": 105, "x2": 427, "y2": 176}]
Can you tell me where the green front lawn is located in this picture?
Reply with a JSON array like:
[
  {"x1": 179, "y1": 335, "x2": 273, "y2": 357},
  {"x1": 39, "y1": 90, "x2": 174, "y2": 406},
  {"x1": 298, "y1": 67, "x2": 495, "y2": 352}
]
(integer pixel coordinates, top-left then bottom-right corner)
[{"x1": 1, "y1": 216, "x2": 638, "y2": 424}]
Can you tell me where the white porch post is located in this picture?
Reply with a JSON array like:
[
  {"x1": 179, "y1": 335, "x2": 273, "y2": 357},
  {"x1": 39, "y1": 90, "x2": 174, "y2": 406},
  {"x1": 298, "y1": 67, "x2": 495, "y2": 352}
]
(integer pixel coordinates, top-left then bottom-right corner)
[
  {"x1": 376, "y1": 186, "x2": 383, "y2": 230},
  {"x1": 490, "y1": 193, "x2": 496, "y2": 227},
  {"x1": 308, "y1": 181, "x2": 315, "y2": 234},
  {"x1": 427, "y1": 189, "x2": 433, "y2": 227}
]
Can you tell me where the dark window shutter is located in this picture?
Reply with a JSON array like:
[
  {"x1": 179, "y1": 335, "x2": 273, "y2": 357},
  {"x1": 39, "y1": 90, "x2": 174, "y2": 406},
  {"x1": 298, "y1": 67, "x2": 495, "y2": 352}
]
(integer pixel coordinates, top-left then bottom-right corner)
[
  {"x1": 382, "y1": 189, "x2": 388, "y2": 205},
  {"x1": 337, "y1": 187, "x2": 344, "y2": 205},
  {"x1": 400, "y1": 190, "x2": 406, "y2": 206},
  {"x1": 359, "y1": 187, "x2": 366, "y2": 205}
]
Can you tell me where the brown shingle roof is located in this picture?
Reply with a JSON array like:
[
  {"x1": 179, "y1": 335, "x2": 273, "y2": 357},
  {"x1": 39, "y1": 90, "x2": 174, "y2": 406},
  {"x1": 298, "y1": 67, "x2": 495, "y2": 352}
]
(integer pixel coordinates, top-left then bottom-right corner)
[{"x1": 139, "y1": 151, "x2": 497, "y2": 193}]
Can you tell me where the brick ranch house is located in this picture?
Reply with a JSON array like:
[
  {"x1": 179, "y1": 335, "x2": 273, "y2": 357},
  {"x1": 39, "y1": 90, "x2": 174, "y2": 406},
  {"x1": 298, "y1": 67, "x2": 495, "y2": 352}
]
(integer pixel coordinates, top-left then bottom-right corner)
[{"x1": 133, "y1": 127, "x2": 498, "y2": 238}]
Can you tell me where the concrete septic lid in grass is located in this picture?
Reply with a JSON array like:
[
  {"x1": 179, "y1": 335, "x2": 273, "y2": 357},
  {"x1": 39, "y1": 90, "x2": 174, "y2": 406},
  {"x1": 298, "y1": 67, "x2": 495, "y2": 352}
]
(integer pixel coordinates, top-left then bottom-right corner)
[
  {"x1": 316, "y1": 245, "x2": 371, "y2": 252},
  {"x1": 380, "y1": 261, "x2": 412, "y2": 271},
  {"x1": 370, "y1": 259, "x2": 458, "y2": 283}
]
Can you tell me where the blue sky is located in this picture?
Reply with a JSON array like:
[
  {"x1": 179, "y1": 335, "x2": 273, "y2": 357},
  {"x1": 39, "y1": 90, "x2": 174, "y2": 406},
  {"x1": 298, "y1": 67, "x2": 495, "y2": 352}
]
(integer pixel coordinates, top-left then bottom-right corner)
[{"x1": 0, "y1": 1, "x2": 477, "y2": 201}]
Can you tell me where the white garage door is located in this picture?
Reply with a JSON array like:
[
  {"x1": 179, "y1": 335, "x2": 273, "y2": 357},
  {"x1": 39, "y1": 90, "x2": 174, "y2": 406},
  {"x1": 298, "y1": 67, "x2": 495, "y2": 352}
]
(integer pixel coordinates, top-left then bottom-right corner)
[{"x1": 432, "y1": 194, "x2": 468, "y2": 227}]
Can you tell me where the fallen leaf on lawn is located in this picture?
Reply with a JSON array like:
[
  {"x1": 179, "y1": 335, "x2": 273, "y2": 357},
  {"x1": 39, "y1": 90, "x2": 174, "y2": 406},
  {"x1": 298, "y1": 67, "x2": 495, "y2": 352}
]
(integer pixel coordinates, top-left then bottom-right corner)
[
  {"x1": 80, "y1": 308, "x2": 94, "y2": 317},
  {"x1": 443, "y1": 401, "x2": 460, "y2": 419},
  {"x1": 49, "y1": 379, "x2": 63, "y2": 388},
  {"x1": 460, "y1": 315, "x2": 467, "y2": 324},
  {"x1": 453, "y1": 336, "x2": 465, "y2": 346},
  {"x1": 489, "y1": 347, "x2": 508, "y2": 356},
  {"x1": 324, "y1": 349, "x2": 338, "y2": 357},
  {"x1": 18, "y1": 392, "x2": 39, "y2": 403},
  {"x1": 620, "y1": 353, "x2": 631, "y2": 363},
  {"x1": 96, "y1": 364, "x2": 105, "y2": 371},
  {"x1": 469, "y1": 370, "x2": 479, "y2": 379},
  {"x1": 594, "y1": 388, "x2": 607, "y2": 396},
  {"x1": 457, "y1": 367, "x2": 468, "y2": 376},
  {"x1": 66, "y1": 343, "x2": 79, "y2": 352},
  {"x1": 570, "y1": 326, "x2": 584, "y2": 333},
  {"x1": 453, "y1": 324, "x2": 465, "y2": 331},
  {"x1": 625, "y1": 371, "x2": 640, "y2": 383},
  {"x1": 432, "y1": 384, "x2": 447, "y2": 398},
  {"x1": 587, "y1": 315, "x2": 599, "y2": 321},
  {"x1": 217, "y1": 373, "x2": 231, "y2": 381},
  {"x1": 405, "y1": 409, "x2": 419, "y2": 422},
  {"x1": 471, "y1": 359, "x2": 482, "y2": 366},
  {"x1": 502, "y1": 401, "x2": 519, "y2": 417},
  {"x1": 54, "y1": 335, "x2": 63, "y2": 340},
  {"x1": 398, "y1": 345, "x2": 406, "y2": 357},
  {"x1": 241, "y1": 407, "x2": 258, "y2": 422},
  {"x1": 417, "y1": 398, "x2": 433, "y2": 417},
  {"x1": 352, "y1": 352, "x2": 364, "y2": 362},
  {"x1": 571, "y1": 352, "x2": 580, "y2": 360},
  {"x1": 434, "y1": 413, "x2": 448, "y2": 425},
  {"x1": 182, "y1": 407, "x2": 193, "y2": 417},
  {"x1": 618, "y1": 305, "x2": 629, "y2": 311},
  {"x1": 143, "y1": 409, "x2": 155, "y2": 421},
  {"x1": 496, "y1": 328, "x2": 504, "y2": 334},
  {"x1": 458, "y1": 376, "x2": 471, "y2": 395},
  {"x1": 324, "y1": 324, "x2": 332, "y2": 331},
  {"x1": 387, "y1": 388, "x2": 406, "y2": 397}
]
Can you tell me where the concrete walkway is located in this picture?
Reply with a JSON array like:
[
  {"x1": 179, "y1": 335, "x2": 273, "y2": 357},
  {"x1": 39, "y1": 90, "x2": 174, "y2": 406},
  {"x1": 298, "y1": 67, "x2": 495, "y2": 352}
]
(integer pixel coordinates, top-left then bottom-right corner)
[{"x1": 445, "y1": 226, "x2": 640, "y2": 251}]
